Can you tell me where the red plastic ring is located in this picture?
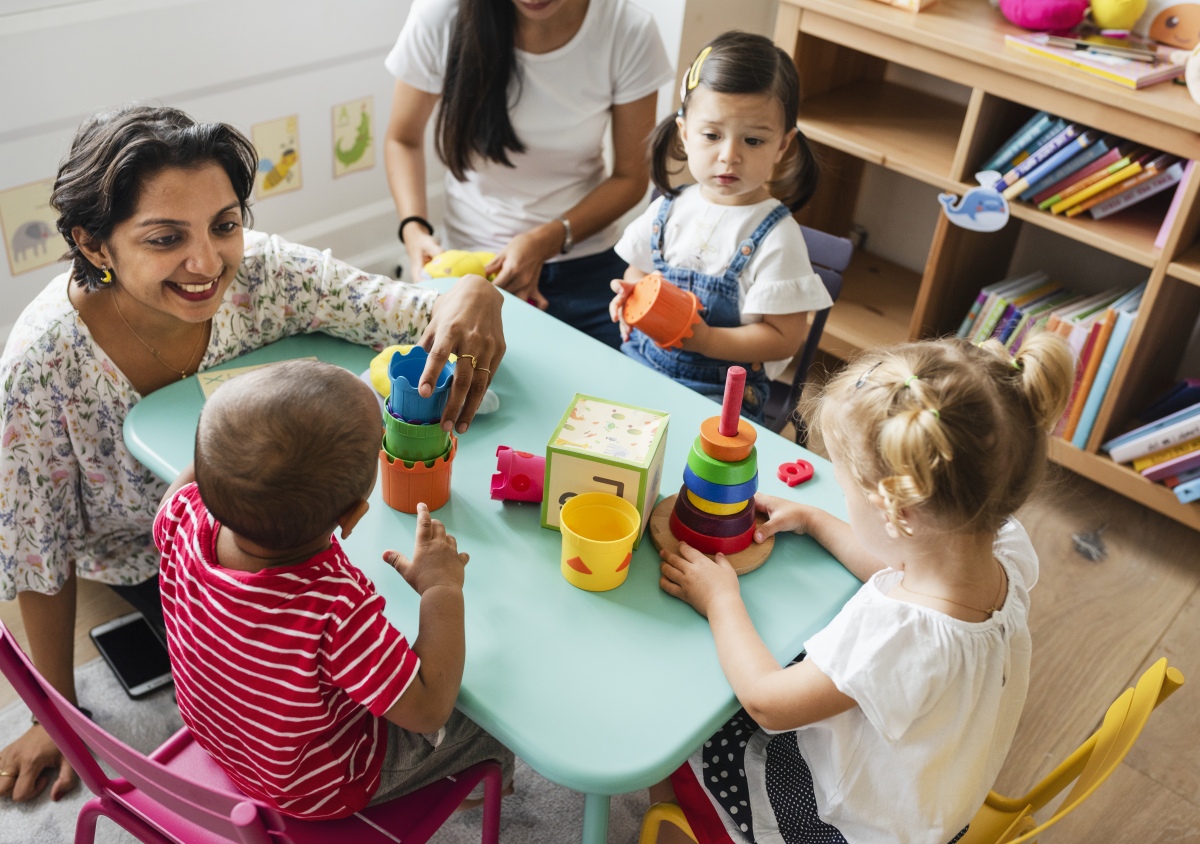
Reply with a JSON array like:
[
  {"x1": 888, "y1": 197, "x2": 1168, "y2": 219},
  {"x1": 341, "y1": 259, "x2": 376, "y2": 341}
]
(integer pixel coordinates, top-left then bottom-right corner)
[{"x1": 669, "y1": 510, "x2": 755, "y2": 556}]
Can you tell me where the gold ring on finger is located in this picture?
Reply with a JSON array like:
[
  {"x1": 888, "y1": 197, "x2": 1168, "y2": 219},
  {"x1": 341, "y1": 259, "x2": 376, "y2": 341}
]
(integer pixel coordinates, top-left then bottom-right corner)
[
  {"x1": 459, "y1": 354, "x2": 478, "y2": 368},
  {"x1": 0, "y1": 770, "x2": 13, "y2": 777}
]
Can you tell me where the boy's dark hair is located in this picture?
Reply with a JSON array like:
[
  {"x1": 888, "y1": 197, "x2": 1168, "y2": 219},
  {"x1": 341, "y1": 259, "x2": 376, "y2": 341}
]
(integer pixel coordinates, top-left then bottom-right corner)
[
  {"x1": 435, "y1": 0, "x2": 525, "y2": 181},
  {"x1": 194, "y1": 360, "x2": 381, "y2": 550},
  {"x1": 51, "y1": 104, "x2": 258, "y2": 291},
  {"x1": 651, "y1": 31, "x2": 818, "y2": 212}
]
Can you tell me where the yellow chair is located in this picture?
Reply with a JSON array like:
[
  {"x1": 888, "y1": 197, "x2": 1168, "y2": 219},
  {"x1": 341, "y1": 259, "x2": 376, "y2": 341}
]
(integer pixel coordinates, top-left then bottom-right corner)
[
  {"x1": 637, "y1": 658, "x2": 1184, "y2": 844},
  {"x1": 960, "y1": 657, "x2": 1184, "y2": 844}
]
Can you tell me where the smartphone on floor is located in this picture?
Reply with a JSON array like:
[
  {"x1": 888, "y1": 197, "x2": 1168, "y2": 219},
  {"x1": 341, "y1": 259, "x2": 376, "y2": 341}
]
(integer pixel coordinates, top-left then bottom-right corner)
[{"x1": 89, "y1": 611, "x2": 173, "y2": 699}]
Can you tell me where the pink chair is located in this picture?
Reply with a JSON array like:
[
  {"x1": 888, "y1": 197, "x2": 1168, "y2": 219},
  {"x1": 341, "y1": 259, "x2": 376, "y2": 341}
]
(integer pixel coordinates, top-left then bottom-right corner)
[{"x1": 0, "y1": 622, "x2": 502, "y2": 844}]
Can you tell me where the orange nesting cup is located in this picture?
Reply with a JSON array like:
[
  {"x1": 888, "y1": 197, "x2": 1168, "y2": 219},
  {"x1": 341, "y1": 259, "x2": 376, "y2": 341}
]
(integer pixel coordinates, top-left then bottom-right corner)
[
  {"x1": 380, "y1": 435, "x2": 457, "y2": 514},
  {"x1": 622, "y1": 272, "x2": 702, "y2": 349}
]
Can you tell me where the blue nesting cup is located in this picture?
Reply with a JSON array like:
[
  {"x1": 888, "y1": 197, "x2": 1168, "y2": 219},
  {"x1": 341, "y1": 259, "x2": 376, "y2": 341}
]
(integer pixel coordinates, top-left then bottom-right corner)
[{"x1": 388, "y1": 347, "x2": 456, "y2": 423}]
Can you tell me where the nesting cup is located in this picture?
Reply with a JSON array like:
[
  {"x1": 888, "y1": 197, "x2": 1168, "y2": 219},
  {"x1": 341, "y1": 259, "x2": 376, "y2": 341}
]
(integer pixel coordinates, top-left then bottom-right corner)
[
  {"x1": 388, "y1": 346, "x2": 456, "y2": 423},
  {"x1": 621, "y1": 272, "x2": 702, "y2": 350},
  {"x1": 379, "y1": 434, "x2": 458, "y2": 514},
  {"x1": 384, "y1": 401, "x2": 452, "y2": 462},
  {"x1": 558, "y1": 492, "x2": 641, "y2": 592}
]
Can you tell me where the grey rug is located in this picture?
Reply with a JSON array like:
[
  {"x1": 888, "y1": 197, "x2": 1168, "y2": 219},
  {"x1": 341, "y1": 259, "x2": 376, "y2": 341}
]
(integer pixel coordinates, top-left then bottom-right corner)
[{"x1": 1, "y1": 659, "x2": 650, "y2": 843}]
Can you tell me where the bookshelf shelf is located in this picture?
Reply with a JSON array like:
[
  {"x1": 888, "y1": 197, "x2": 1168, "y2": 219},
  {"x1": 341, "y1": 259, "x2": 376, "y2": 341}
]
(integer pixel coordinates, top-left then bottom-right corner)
[
  {"x1": 777, "y1": 0, "x2": 1200, "y2": 532},
  {"x1": 797, "y1": 79, "x2": 966, "y2": 191},
  {"x1": 819, "y1": 250, "x2": 922, "y2": 359}
]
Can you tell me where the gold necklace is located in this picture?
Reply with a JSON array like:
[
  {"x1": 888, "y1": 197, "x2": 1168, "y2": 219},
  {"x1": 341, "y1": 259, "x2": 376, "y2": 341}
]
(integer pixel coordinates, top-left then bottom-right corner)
[
  {"x1": 110, "y1": 290, "x2": 209, "y2": 380},
  {"x1": 899, "y1": 560, "x2": 1006, "y2": 615}
]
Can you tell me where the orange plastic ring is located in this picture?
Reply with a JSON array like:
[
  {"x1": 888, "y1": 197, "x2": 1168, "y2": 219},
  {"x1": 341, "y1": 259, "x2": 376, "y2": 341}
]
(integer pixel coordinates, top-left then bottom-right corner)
[{"x1": 699, "y1": 415, "x2": 756, "y2": 462}]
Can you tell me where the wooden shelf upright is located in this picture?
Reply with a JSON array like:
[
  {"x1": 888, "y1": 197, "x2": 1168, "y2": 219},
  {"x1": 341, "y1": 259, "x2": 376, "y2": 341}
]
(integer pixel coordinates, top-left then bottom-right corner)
[{"x1": 775, "y1": 0, "x2": 1200, "y2": 532}]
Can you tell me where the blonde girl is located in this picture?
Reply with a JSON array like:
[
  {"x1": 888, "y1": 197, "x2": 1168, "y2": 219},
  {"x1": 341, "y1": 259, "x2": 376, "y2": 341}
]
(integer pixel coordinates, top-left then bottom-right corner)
[
  {"x1": 653, "y1": 334, "x2": 1074, "y2": 844},
  {"x1": 610, "y1": 32, "x2": 832, "y2": 423}
]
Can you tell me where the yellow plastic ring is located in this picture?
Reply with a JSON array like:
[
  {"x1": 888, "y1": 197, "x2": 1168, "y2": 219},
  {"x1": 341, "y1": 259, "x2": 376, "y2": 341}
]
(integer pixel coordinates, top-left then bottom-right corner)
[{"x1": 686, "y1": 489, "x2": 748, "y2": 516}]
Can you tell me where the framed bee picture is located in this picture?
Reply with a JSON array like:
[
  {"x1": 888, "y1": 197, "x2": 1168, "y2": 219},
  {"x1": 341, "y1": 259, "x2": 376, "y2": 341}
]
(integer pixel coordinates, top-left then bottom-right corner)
[{"x1": 252, "y1": 115, "x2": 303, "y2": 200}]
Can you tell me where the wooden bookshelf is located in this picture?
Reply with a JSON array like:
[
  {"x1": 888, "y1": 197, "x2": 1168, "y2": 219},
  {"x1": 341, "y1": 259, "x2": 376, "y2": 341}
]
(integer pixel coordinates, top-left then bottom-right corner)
[{"x1": 776, "y1": 0, "x2": 1200, "y2": 532}]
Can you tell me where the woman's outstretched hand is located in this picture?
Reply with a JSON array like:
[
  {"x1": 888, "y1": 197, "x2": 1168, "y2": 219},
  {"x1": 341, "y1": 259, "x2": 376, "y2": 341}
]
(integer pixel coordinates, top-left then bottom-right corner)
[
  {"x1": 0, "y1": 725, "x2": 77, "y2": 803},
  {"x1": 421, "y1": 274, "x2": 506, "y2": 433}
]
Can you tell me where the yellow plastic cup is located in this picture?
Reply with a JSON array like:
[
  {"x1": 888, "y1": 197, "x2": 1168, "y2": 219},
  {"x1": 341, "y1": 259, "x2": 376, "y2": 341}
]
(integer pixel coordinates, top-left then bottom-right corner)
[{"x1": 559, "y1": 492, "x2": 641, "y2": 592}]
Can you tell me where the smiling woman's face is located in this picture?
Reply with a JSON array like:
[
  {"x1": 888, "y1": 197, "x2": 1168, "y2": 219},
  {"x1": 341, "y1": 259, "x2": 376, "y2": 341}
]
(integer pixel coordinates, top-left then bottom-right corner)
[{"x1": 97, "y1": 162, "x2": 244, "y2": 325}]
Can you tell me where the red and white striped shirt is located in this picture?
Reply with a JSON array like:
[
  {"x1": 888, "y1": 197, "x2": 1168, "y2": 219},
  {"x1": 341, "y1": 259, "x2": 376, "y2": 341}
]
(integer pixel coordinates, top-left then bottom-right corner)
[{"x1": 155, "y1": 484, "x2": 420, "y2": 819}]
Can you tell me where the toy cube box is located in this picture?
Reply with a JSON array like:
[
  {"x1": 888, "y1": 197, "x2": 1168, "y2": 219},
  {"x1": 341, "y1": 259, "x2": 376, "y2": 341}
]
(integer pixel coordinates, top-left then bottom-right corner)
[{"x1": 541, "y1": 394, "x2": 669, "y2": 549}]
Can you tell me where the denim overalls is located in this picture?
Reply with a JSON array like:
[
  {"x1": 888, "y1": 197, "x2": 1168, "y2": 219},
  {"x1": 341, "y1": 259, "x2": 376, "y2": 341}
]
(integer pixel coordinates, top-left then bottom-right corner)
[{"x1": 621, "y1": 190, "x2": 792, "y2": 424}]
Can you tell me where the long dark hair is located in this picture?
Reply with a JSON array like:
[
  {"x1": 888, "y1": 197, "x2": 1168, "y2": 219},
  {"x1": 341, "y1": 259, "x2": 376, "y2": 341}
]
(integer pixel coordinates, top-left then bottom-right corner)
[
  {"x1": 436, "y1": 0, "x2": 525, "y2": 180},
  {"x1": 51, "y1": 105, "x2": 257, "y2": 290},
  {"x1": 650, "y1": 31, "x2": 818, "y2": 212}
]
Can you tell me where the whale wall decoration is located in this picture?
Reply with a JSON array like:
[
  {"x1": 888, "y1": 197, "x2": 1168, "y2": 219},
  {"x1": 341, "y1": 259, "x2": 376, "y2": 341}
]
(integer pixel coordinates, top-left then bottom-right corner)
[{"x1": 938, "y1": 183, "x2": 1011, "y2": 232}]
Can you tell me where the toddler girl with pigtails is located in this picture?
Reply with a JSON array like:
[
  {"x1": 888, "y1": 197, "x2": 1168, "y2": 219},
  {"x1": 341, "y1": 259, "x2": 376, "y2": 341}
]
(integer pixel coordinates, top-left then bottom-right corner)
[
  {"x1": 651, "y1": 333, "x2": 1075, "y2": 844},
  {"x1": 610, "y1": 32, "x2": 832, "y2": 422}
]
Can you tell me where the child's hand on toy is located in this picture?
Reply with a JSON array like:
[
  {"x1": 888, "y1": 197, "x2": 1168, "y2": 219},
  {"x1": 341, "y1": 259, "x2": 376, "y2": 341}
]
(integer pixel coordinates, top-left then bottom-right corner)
[
  {"x1": 659, "y1": 542, "x2": 741, "y2": 618},
  {"x1": 383, "y1": 503, "x2": 469, "y2": 595},
  {"x1": 609, "y1": 278, "x2": 635, "y2": 341},
  {"x1": 487, "y1": 230, "x2": 551, "y2": 310},
  {"x1": 753, "y1": 494, "x2": 815, "y2": 543}
]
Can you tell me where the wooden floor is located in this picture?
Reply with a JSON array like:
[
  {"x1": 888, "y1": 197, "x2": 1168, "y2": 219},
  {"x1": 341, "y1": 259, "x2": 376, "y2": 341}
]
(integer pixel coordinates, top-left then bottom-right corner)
[{"x1": 1, "y1": 467, "x2": 1198, "y2": 840}]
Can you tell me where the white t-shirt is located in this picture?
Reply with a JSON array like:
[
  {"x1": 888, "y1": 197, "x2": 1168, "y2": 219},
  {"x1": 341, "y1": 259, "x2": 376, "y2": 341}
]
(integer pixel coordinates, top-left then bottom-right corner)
[
  {"x1": 793, "y1": 519, "x2": 1038, "y2": 844},
  {"x1": 615, "y1": 190, "x2": 833, "y2": 379},
  {"x1": 386, "y1": 0, "x2": 673, "y2": 260}
]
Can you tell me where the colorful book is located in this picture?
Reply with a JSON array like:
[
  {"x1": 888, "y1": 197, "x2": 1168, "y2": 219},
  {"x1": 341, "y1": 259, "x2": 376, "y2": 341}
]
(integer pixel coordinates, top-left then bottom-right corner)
[
  {"x1": 1064, "y1": 153, "x2": 1173, "y2": 216},
  {"x1": 1011, "y1": 120, "x2": 1068, "y2": 169},
  {"x1": 1137, "y1": 379, "x2": 1200, "y2": 425},
  {"x1": 1134, "y1": 436, "x2": 1200, "y2": 472},
  {"x1": 1020, "y1": 136, "x2": 1111, "y2": 201},
  {"x1": 1050, "y1": 157, "x2": 1146, "y2": 215},
  {"x1": 1103, "y1": 396, "x2": 1200, "y2": 453},
  {"x1": 1002, "y1": 128, "x2": 1090, "y2": 198},
  {"x1": 1107, "y1": 402, "x2": 1200, "y2": 463},
  {"x1": 1070, "y1": 283, "x2": 1146, "y2": 448},
  {"x1": 1033, "y1": 147, "x2": 1124, "y2": 207},
  {"x1": 1089, "y1": 160, "x2": 1185, "y2": 220},
  {"x1": 1064, "y1": 310, "x2": 1118, "y2": 440},
  {"x1": 1173, "y1": 476, "x2": 1200, "y2": 503},
  {"x1": 1164, "y1": 465, "x2": 1200, "y2": 489},
  {"x1": 994, "y1": 281, "x2": 1060, "y2": 342},
  {"x1": 972, "y1": 273, "x2": 1049, "y2": 343},
  {"x1": 1155, "y1": 161, "x2": 1193, "y2": 249},
  {"x1": 957, "y1": 277, "x2": 1029, "y2": 338},
  {"x1": 981, "y1": 111, "x2": 1053, "y2": 174},
  {"x1": 1040, "y1": 149, "x2": 1141, "y2": 211},
  {"x1": 1141, "y1": 443, "x2": 1200, "y2": 482},
  {"x1": 1006, "y1": 288, "x2": 1078, "y2": 352},
  {"x1": 1004, "y1": 33, "x2": 1187, "y2": 89}
]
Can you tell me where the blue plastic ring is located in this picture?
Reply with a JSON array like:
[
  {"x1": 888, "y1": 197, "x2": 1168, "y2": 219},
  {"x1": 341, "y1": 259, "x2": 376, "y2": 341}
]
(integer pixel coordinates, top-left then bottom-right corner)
[{"x1": 682, "y1": 465, "x2": 758, "y2": 503}]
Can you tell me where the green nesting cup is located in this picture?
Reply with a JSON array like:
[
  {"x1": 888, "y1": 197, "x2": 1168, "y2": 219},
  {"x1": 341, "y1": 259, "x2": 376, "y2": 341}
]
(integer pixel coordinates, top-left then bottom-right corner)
[{"x1": 383, "y1": 410, "x2": 451, "y2": 462}]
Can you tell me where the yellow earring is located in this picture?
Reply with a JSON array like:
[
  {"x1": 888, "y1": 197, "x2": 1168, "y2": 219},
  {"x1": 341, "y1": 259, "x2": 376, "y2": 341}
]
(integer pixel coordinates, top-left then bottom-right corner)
[{"x1": 99, "y1": 266, "x2": 113, "y2": 284}]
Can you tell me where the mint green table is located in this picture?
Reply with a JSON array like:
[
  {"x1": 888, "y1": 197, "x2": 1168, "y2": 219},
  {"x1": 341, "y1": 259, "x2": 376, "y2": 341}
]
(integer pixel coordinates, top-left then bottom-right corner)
[{"x1": 124, "y1": 282, "x2": 860, "y2": 844}]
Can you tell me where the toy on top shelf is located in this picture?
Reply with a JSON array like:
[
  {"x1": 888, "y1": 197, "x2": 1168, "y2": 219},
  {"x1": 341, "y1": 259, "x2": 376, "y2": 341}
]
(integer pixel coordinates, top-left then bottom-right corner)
[
  {"x1": 1091, "y1": 0, "x2": 1148, "y2": 30},
  {"x1": 423, "y1": 250, "x2": 497, "y2": 281},
  {"x1": 998, "y1": 0, "x2": 1090, "y2": 30},
  {"x1": 379, "y1": 346, "x2": 459, "y2": 513},
  {"x1": 620, "y1": 271, "x2": 703, "y2": 350},
  {"x1": 649, "y1": 366, "x2": 775, "y2": 574},
  {"x1": 491, "y1": 445, "x2": 545, "y2": 503}
]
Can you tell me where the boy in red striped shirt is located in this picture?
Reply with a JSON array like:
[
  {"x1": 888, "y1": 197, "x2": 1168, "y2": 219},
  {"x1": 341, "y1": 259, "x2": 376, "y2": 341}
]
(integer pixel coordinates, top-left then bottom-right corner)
[{"x1": 154, "y1": 360, "x2": 512, "y2": 820}]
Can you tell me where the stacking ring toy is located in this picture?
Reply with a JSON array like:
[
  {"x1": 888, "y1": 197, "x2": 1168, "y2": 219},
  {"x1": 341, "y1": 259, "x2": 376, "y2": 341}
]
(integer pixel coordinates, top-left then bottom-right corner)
[
  {"x1": 687, "y1": 437, "x2": 757, "y2": 486},
  {"x1": 673, "y1": 486, "x2": 756, "y2": 537},
  {"x1": 686, "y1": 489, "x2": 749, "y2": 515},
  {"x1": 683, "y1": 464, "x2": 758, "y2": 503},
  {"x1": 669, "y1": 510, "x2": 755, "y2": 556},
  {"x1": 698, "y1": 416, "x2": 756, "y2": 462}
]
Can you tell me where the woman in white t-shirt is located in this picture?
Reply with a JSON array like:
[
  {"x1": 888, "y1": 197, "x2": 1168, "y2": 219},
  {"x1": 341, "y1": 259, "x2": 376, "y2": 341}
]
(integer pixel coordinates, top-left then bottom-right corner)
[
  {"x1": 652, "y1": 333, "x2": 1075, "y2": 844},
  {"x1": 384, "y1": 0, "x2": 673, "y2": 348}
]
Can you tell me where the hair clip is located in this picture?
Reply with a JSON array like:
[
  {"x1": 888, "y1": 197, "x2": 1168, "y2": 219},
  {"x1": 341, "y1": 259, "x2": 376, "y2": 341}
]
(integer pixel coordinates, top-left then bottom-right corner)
[
  {"x1": 1011, "y1": 358, "x2": 1022, "y2": 371},
  {"x1": 855, "y1": 361, "x2": 881, "y2": 389},
  {"x1": 904, "y1": 374, "x2": 920, "y2": 387},
  {"x1": 687, "y1": 46, "x2": 712, "y2": 91},
  {"x1": 926, "y1": 408, "x2": 940, "y2": 420}
]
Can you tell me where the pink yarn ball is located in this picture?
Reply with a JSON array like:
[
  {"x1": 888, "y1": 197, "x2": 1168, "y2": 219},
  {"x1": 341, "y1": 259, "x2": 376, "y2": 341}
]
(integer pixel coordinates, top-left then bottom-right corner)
[{"x1": 998, "y1": 0, "x2": 1090, "y2": 30}]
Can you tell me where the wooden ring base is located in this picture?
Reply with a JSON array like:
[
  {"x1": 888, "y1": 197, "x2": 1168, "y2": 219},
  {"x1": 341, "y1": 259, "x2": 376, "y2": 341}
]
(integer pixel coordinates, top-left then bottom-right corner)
[{"x1": 649, "y1": 494, "x2": 773, "y2": 575}]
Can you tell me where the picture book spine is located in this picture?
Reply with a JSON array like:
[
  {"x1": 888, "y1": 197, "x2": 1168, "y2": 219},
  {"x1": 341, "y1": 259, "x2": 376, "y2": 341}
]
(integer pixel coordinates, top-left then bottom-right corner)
[
  {"x1": 981, "y1": 111, "x2": 1052, "y2": 174},
  {"x1": 1155, "y1": 161, "x2": 1194, "y2": 249},
  {"x1": 999, "y1": 125, "x2": 1080, "y2": 193},
  {"x1": 1003, "y1": 129, "x2": 1090, "y2": 198},
  {"x1": 1104, "y1": 399, "x2": 1200, "y2": 452},
  {"x1": 1072, "y1": 310, "x2": 1136, "y2": 449},
  {"x1": 1021, "y1": 139, "x2": 1109, "y2": 201},
  {"x1": 1051, "y1": 161, "x2": 1143, "y2": 215},
  {"x1": 1173, "y1": 476, "x2": 1200, "y2": 504},
  {"x1": 1142, "y1": 448, "x2": 1200, "y2": 483},
  {"x1": 1134, "y1": 436, "x2": 1200, "y2": 472},
  {"x1": 1034, "y1": 148, "x2": 1123, "y2": 207},
  {"x1": 1089, "y1": 162, "x2": 1184, "y2": 220},
  {"x1": 1065, "y1": 310, "x2": 1117, "y2": 441},
  {"x1": 957, "y1": 289, "x2": 991, "y2": 338},
  {"x1": 1058, "y1": 319, "x2": 1104, "y2": 438},
  {"x1": 1164, "y1": 465, "x2": 1200, "y2": 489},
  {"x1": 1109, "y1": 406, "x2": 1200, "y2": 463},
  {"x1": 1069, "y1": 163, "x2": 1171, "y2": 218}
]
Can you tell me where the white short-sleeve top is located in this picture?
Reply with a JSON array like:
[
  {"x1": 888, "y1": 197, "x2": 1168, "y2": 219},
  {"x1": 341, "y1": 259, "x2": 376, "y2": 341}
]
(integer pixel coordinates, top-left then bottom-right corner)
[
  {"x1": 792, "y1": 519, "x2": 1040, "y2": 843},
  {"x1": 385, "y1": 0, "x2": 673, "y2": 259},
  {"x1": 0, "y1": 231, "x2": 436, "y2": 600}
]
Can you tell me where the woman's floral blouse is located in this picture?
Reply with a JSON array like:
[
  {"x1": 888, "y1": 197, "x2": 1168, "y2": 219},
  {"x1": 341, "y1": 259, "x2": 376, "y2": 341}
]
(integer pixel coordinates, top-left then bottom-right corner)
[{"x1": 0, "y1": 231, "x2": 435, "y2": 600}]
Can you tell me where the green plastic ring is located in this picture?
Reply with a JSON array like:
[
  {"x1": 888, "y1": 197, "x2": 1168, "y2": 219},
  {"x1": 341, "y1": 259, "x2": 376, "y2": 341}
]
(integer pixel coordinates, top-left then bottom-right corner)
[{"x1": 686, "y1": 436, "x2": 757, "y2": 486}]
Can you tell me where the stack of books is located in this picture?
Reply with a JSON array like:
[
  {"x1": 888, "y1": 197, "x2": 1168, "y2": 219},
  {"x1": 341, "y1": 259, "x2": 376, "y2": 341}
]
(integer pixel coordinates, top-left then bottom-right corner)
[
  {"x1": 1102, "y1": 380, "x2": 1200, "y2": 504},
  {"x1": 957, "y1": 278, "x2": 1146, "y2": 448},
  {"x1": 980, "y1": 111, "x2": 1189, "y2": 223},
  {"x1": 1004, "y1": 31, "x2": 1185, "y2": 90}
]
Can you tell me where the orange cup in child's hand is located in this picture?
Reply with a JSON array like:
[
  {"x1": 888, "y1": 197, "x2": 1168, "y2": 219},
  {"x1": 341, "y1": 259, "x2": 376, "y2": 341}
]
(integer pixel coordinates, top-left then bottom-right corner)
[{"x1": 621, "y1": 272, "x2": 702, "y2": 349}]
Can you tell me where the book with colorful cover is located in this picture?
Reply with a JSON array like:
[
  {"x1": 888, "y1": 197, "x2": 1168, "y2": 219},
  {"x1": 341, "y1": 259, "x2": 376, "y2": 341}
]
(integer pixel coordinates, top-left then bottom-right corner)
[
  {"x1": 1173, "y1": 476, "x2": 1200, "y2": 503},
  {"x1": 999, "y1": 124, "x2": 1081, "y2": 194},
  {"x1": 957, "y1": 276, "x2": 1027, "y2": 338},
  {"x1": 972, "y1": 274, "x2": 1050, "y2": 343},
  {"x1": 1107, "y1": 403, "x2": 1200, "y2": 463},
  {"x1": 981, "y1": 111, "x2": 1053, "y2": 174},
  {"x1": 1009, "y1": 120, "x2": 1067, "y2": 169},
  {"x1": 1064, "y1": 310, "x2": 1118, "y2": 440},
  {"x1": 1133, "y1": 435, "x2": 1200, "y2": 472},
  {"x1": 1004, "y1": 33, "x2": 1186, "y2": 89},
  {"x1": 1141, "y1": 442, "x2": 1200, "y2": 482},
  {"x1": 1004, "y1": 129, "x2": 1097, "y2": 199},
  {"x1": 1038, "y1": 148, "x2": 1140, "y2": 210},
  {"x1": 1051, "y1": 156, "x2": 1148, "y2": 215},
  {"x1": 1155, "y1": 161, "x2": 1194, "y2": 249},
  {"x1": 1103, "y1": 394, "x2": 1200, "y2": 453},
  {"x1": 1089, "y1": 160, "x2": 1184, "y2": 220},
  {"x1": 1006, "y1": 288, "x2": 1078, "y2": 352},
  {"x1": 1070, "y1": 284, "x2": 1146, "y2": 448},
  {"x1": 1165, "y1": 465, "x2": 1200, "y2": 490},
  {"x1": 1065, "y1": 153, "x2": 1174, "y2": 217},
  {"x1": 993, "y1": 280, "x2": 1060, "y2": 342},
  {"x1": 1020, "y1": 136, "x2": 1111, "y2": 201}
]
